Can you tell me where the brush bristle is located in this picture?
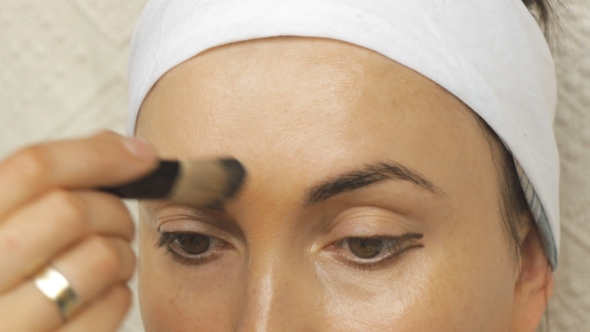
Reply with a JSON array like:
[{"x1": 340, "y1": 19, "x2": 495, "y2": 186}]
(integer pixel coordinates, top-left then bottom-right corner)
[
  {"x1": 219, "y1": 158, "x2": 247, "y2": 199},
  {"x1": 168, "y1": 158, "x2": 246, "y2": 208}
]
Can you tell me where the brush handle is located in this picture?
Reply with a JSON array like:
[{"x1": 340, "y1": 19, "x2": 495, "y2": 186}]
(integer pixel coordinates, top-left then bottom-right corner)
[{"x1": 99, "y1": 160, "x2": 179, "y2": 199}]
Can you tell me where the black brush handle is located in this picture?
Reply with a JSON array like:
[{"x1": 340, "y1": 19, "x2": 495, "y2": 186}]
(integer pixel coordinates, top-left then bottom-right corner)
[{"x1": 99, "y1": 160, "x2": 179, "y2": 199}]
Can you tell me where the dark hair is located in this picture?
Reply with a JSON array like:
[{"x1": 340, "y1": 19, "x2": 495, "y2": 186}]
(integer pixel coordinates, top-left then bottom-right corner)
[
  {"x1": 486, "y1": 0, "x2": 557, "y2": 263},
  {"x1": 523, "y1": 0, "x2": 561, "y2": 40},
  {"x1": 523, "y1": 0, "x2": 553, "y2": 25},
  {"x1": 476, "y1": 118, "x2": 530, "y2": 261}
]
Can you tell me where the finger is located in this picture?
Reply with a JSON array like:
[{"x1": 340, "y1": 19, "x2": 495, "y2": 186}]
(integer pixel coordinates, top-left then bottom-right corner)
[
  {"x1": 0, "y1": 130, "x2": 157, "y2": 221},
  {"x1": 0, "y1": 274, "x2": 64, "y2": 331},
  {"x1": 57, "y1": 284, "x2": 132, "y2": 332},
  {"x1": 52, "y1": 236, "x2": 136, "y2": 305},
  {"x1": 0, "y1": 237, "x2": 135, "y2": 332},
  {"x1": 0, "y1": 284, "x2": 132, "y2": 332},
  {"x1": 0, "y1": 190, "x2": 134, "y2": 293}
]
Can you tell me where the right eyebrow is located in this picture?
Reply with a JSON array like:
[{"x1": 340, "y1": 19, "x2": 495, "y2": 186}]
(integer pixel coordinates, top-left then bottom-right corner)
[{"x1": 302, "y1": 160, "x2": 442, "y2": 206}]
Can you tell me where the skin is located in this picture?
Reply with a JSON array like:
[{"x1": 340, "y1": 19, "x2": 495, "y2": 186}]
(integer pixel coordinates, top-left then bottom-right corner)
[{"x1": 136, "y1": 37, "x2": 553, "y2": 331}]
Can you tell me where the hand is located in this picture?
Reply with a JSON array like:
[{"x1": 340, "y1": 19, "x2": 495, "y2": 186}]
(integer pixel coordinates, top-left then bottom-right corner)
[{"x1": 0, "y1": 131, "x2": 158, "y2": 332}]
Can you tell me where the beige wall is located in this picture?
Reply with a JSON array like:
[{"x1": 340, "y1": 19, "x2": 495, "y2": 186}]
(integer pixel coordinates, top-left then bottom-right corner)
[{"x1": 0, "y1": 1, "x2": 588, "y2": 331}]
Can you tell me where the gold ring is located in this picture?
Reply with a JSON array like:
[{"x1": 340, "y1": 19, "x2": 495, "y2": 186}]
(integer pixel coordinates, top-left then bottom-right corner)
[{"x1": 33, "y1": 265, "x2": 81, "y2": 320}]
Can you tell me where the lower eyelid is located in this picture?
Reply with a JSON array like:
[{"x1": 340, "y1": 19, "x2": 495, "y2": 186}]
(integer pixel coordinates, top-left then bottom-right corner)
[
  {"x1": 333, "y1": 242, "x2": 423, "y2": 268},
  {"x1": 166, "y1": 247, "x2": 222, "y2": 266},
  {"x1": 167, "y1": 242, "x2": 228, "y2": 266}
]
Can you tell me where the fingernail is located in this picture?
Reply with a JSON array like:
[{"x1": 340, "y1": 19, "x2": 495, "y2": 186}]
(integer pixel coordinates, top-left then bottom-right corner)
[{"x1": 122, "y1": 137, "x2": 156, "y2": 162}]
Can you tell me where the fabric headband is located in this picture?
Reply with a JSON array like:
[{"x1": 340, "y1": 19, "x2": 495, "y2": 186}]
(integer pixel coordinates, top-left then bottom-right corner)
[{"x1": 127, "y1": 0, "x2": 560, "y2": 268}]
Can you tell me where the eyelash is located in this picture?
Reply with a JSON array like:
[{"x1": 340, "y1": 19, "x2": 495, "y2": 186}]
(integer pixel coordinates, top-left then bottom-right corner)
[
  {"x1": 156, "y1": 232, "x2": 226, "y2": 266},
  {"x1": 333, "y1": 233, "x2": 424, "y2": 270},
  {"x1": 156, "y1": 232, "x2": 424, "y2": 270}
]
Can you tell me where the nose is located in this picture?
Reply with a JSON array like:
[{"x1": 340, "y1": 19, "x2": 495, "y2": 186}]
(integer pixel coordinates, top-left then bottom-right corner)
[{"x1": 234, "y1": 252, "x2": 324, "y2": 332}]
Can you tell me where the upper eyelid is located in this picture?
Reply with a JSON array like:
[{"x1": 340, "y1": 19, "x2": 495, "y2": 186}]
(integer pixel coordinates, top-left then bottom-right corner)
[
  {"x1": 144, "y1": 201, "x2": 202, "y2": 215},
  {"x1": 320, "y1": 204, "x2": 420, "y2": 237},
  {"x1": 337, "y1": 233, "x2": 423, "y2": 249},
  {"x1": 158, "y1": 220, "x2": 221, "y2": 237},
  {"x1": 152, "y1": 207, "x2": 245, "y2": 241},
  {"x1": 155, "y1": 211, "x2": 215, "y2": 226},
  {"x1": 144, "y1": 201, "x2": 221, "y2": 227}
]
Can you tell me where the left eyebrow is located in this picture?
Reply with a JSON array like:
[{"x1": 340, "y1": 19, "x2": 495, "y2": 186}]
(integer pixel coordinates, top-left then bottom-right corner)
[{"x1": 302, "y1": 161, "x2": 442, "y2": 206}]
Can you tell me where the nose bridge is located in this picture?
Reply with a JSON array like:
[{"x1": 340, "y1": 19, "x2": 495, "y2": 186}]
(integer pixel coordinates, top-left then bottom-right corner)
[
  {"x1": 232, "y1": 182, "x2": 323, "y2": 332},
  {"x1": 235, "y1": 238, "x2": 318, "y2": 332},
  {"x1": 236, "y1": 240, "x2": 289, "y2": 331},
  {"x1": 238, "y1": 265, "x2": 276, "y2": 332}
]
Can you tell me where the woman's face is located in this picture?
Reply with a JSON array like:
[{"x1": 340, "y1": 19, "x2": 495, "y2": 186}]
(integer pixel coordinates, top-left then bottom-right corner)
[{"x1": 135, "y1": 37, "x2": 536, "y2": 331}]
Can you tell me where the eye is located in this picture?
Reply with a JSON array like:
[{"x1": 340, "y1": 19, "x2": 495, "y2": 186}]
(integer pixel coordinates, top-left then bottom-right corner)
[
  {"x1": 334, "y1": 233, "x2": 424, "y2": 269},
  {"x1": 347, "y1": 238, "x2": 385, "y2": 259},
  {"x1": 156, "y1": 232, "x2": 228, "y2": 266},
  {"x1": 176, "y1": 233, "x2": 210, "y2": 255}
]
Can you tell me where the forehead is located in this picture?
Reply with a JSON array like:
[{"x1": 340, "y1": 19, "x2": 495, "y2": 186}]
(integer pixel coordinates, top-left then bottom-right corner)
[{"x1": 136, "y1": 37, "x2": 495, "y2": 203}]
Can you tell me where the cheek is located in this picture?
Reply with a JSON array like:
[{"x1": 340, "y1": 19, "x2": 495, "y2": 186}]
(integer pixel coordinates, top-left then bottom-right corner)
[
  {"x1": 313, "y1": 219, "x2": 516, "y2": 331},
  {"x1": 313, "y1": 253, "x2": 429, "y2": 330},
  {"x1": 421, "y1": 213, "x2": 517, "y2": 330}
]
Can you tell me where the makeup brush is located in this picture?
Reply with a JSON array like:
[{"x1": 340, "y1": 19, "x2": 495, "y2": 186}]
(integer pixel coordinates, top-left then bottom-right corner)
[{"x1": 99, "y1": 158, "x2": 246, "y2": 209}]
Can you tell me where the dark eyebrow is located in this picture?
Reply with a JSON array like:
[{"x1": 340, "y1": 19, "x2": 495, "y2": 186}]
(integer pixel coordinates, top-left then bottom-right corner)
[{"x1": 303, "y1": 161, "x2": 442, "y2": 206}]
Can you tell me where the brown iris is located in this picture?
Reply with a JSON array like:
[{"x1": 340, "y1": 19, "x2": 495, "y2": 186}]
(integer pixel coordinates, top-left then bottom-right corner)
[
  {"x1": 348, "y1": 238, "x2": 384, "y2": 259},
  {"x1": 177, "y1": 234, "x2": 210, "y2": 255}
]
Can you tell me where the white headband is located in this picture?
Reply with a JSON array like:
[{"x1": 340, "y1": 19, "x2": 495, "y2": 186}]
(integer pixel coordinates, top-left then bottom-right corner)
[{"x1": 128, "y1": 0, "x2": 560, "y2": 268}]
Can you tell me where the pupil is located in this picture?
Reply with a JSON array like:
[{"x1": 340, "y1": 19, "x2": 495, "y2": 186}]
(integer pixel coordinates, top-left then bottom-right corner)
[
  {"x1": 348, "y1": 238, "x2": 383, "y2": 259},
  {"x1": 177, "y1": 234, "x2": 210, "y2": 255}
]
